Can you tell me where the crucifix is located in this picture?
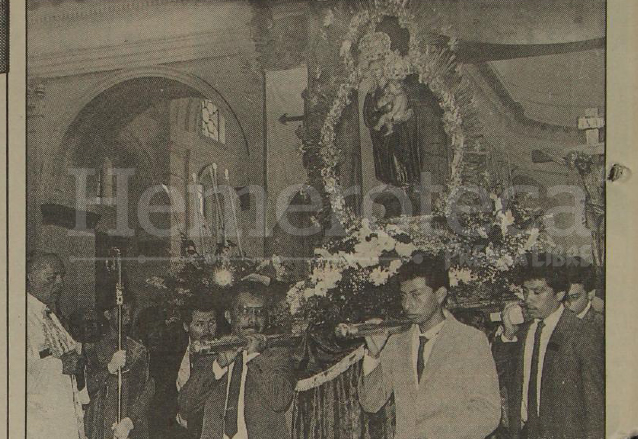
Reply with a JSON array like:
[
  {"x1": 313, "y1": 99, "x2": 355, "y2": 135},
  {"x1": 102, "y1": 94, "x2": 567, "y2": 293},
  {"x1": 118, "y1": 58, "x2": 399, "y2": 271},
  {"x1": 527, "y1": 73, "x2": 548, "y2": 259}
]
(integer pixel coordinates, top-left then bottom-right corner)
[
  {"x1": 573, "y1": 108, "x2": 605, "y2": 278},
  {"x1": 532, "y1": 108, "x2": 605, "y2": 295}
]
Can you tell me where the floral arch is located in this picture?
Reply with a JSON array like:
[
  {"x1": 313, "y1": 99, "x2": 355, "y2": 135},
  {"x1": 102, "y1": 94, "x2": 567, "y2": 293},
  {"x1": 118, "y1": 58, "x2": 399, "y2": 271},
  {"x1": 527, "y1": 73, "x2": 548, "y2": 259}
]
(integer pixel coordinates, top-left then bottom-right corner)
[{"x1": 314, "y1": 3, "x2": 483, "y2": 229}]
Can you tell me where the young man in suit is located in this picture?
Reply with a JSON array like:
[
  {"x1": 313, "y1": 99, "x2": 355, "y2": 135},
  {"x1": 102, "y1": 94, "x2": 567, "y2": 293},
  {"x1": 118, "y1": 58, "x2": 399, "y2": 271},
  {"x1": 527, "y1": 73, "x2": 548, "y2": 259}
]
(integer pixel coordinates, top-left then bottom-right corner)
[
  {"x1": 563, "y1": 258, "x2": 604, "y2": 332},
  {"x1": 493, "y1": 253, "x2": 604, "y2": 439},
  {"x1": 359, "y1": 253, "x2": 501, "y2": 439},
  {"x1": 191, "y1": 280, "x2": 295, "y2": 439}
]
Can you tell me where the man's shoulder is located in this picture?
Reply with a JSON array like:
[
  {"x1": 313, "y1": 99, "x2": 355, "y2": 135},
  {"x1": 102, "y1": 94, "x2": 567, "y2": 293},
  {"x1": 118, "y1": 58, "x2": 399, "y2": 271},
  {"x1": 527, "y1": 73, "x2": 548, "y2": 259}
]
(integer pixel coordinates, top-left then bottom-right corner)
[
  {"x1": 254, "y1": 346, "x2": 293, "y2": 366},
  {"x1": 386, "y1": 325, "x2": 415, "y2": 348},
  {"x1": 558, "y1": 310, "x2": 601, "y2": 346},
  {"x1": 584, "y1": 307, "x2": 605, "y2": 326},
  {"x1": 559, "y1": 308, "x2": 586, "y2": 331},
  {"x1": 445, "y1": 316, "x2": 489, "y2": 342}
]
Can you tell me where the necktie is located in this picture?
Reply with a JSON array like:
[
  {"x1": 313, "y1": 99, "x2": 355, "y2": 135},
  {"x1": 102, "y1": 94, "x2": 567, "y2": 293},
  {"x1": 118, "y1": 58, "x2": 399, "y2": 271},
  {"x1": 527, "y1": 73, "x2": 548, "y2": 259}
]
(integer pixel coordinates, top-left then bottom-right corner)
[
  {"x1": 417, "y1": 336, "x2": 429, "y2": 382},
  {"x1": 527, "y1": 320, "x2": 545, "y2": 434},
  {"x1": 224, "y1": 355, "x2": 244, "y2": 438}
]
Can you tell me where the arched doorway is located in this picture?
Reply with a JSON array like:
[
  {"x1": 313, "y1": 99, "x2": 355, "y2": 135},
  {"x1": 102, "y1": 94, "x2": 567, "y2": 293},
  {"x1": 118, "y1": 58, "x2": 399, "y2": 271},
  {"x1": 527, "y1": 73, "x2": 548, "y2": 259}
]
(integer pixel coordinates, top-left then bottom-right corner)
[{"x1": 33, "y1": 73, "x2": 251, "y2": 313}]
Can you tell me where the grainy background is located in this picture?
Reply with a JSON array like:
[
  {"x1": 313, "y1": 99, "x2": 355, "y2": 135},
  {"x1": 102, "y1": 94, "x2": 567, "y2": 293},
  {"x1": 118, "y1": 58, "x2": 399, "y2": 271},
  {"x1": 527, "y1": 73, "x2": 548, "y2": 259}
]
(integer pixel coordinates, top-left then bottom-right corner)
[{"x1": 0, "y1": 0, "x2": 6, "y2": 73}]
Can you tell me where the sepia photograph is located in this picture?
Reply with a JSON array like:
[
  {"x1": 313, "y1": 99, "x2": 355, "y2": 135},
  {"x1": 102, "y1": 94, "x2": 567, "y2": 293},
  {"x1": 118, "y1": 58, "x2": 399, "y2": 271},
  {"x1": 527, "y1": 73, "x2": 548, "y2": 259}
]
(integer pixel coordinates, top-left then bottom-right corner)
[{"x1": 5, "y1": 0, "x2": 637, "y2": 438}]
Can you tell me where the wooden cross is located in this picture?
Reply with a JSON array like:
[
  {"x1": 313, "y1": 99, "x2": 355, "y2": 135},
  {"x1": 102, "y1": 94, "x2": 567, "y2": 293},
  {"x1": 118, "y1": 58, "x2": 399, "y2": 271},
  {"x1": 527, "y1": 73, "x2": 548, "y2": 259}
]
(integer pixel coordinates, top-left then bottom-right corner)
[
  {"x1": 577, "y1": 108, "x2": 604, "y2": 147},
  {"x1": 574, "y1": 107, "x2": 605, "y2": 294}
]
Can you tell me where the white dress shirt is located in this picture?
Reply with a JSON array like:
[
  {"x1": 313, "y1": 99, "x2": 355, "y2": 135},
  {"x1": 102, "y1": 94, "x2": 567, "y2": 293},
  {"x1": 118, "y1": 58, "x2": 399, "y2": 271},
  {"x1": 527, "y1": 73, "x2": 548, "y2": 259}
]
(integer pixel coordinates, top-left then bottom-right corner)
[
  {"x1": 176, "y1": 346, "x2": 191, "y2": 392},
  {"x1": 520, "y1": 305, "x2": 564, "y2": 423},
  {"x1": 363, "y1": 320, "x2": 446, "y2": 388},
  {"x1": 175, "y1": 345, "x2": 191, "y2": 428},
  {"x1": 27, "y1": 294, "x2": 85, "y2": 439},
  {"x1": 212, "y1": 350, "x2": 260, "y2": 439}
]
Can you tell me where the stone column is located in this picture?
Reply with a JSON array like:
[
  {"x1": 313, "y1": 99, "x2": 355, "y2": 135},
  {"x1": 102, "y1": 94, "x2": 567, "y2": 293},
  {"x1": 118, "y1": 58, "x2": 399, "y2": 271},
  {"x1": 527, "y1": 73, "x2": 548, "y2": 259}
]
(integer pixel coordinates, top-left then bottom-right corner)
[{"x1": 27, "y1": 79, "x2": 47, "y2": 253}]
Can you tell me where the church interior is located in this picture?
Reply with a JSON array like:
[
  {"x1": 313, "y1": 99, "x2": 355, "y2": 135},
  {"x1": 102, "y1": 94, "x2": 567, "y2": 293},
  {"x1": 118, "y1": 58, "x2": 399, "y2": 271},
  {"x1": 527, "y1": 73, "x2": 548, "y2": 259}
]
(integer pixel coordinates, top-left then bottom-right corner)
[{"x1": 26, "y1": 0, "x2": 605, "y2": 315}]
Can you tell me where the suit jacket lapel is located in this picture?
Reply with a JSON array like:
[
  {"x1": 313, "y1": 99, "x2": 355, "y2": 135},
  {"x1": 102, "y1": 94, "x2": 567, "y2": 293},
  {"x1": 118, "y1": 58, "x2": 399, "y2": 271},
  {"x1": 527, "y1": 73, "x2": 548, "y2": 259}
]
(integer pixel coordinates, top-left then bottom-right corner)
[
  {"x1": 542, "y1": 312, "x2": 573, "y2": 379},
  {"x1": 515, "y1": 323, "x2": 531, "y2": 386},
  {"x1": 244, "y1": 351, "x2": 278, "y2": 437},
  {"x1": 244, "y1": 365, "x2": 255, "y2": 437},
  {"x1": 420, "y1": 318, "x2": 454, "y2": 385},
  {"x1": 392, "y1": 327, "x2": 418, "y2": 436},
  {"x1": 510, "y1": 322, "x2": 532, "y2": 431},
  {"x1": 539, "y1": 311, "x2": 574, "y2": 416},
  {"x1": 396, "y1": 327, "x2": 418, "y2": 391}
]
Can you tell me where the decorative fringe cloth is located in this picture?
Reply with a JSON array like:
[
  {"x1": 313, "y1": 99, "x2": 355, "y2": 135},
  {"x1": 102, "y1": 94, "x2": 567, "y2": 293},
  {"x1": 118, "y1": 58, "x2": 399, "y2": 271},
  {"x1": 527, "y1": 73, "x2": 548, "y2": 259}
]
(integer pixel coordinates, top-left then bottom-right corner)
[
  {"x1": 292, "y1": 346, "x2": 394, "y2": 439},
  {"x1": 295, "y1": 346, "x2": 365, "y2": 392}
]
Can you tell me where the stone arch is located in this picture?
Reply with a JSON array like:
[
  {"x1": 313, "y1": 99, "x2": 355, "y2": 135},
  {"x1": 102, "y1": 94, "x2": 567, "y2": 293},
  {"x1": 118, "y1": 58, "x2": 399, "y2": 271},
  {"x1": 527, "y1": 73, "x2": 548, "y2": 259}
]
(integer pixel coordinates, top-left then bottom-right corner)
[{"x1": 43, "y1": 66, "x2": 250, "y2": 194}]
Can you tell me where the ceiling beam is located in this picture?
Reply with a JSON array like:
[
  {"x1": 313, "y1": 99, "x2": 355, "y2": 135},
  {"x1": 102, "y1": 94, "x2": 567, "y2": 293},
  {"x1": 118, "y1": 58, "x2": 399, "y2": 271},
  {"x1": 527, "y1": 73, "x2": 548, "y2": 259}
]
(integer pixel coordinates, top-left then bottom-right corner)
[{"x1": 457, "y1": 38, "x2": 605, "y2": 63}]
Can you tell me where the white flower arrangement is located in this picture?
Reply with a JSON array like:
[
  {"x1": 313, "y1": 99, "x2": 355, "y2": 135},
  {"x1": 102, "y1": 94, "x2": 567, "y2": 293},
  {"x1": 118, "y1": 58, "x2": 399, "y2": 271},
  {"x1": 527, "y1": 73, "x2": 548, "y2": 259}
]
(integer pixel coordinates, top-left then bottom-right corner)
[
  {"x1": 286, "y1": 281, "x2": 306, "y2": 315},
  {"x1": 523, "y1": 228, "x2": 540, "y2": 252},
  {"x1": 370, "y1": 266, "x2": 392, "y2": 286},
  {"x1": 449, "y1": 267, "x2": 477, "y2": 287},
  {"x1": 286, "y1": 218, "x2": 416, "y2": 315},
  {"x1": 285, "y1": 190, "x2": 550, "y2": 316}
]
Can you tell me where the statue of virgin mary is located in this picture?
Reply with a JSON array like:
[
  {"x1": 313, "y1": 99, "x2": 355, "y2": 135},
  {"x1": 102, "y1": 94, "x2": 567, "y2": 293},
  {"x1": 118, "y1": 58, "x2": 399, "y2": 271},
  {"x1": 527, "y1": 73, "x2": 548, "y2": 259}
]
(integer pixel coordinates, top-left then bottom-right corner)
[{"x1": 360, "y1": 32, "x2": 421, "y2": 188}]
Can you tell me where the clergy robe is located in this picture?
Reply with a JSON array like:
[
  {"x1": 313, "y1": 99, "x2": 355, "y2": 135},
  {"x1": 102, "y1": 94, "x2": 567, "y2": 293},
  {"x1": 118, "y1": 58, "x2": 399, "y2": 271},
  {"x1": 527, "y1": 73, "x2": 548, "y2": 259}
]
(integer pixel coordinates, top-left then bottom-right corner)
[{"x1": 27, "y1": 294, "x2": 86, "y2": 439}]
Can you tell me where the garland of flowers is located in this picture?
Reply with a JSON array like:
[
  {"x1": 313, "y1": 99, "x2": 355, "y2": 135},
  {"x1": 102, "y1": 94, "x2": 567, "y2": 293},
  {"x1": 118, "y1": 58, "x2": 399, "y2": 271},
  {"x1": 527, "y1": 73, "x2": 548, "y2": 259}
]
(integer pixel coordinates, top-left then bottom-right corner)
[
  {"x1": 286, "y1": 191, "x2": 551, "y2": 326},
  {"x1": 315, "y1": 1, "x2": 483, "y2": 229},
  {"x1": 282, "y1": 1, "x2": 547, "y2": 327}
]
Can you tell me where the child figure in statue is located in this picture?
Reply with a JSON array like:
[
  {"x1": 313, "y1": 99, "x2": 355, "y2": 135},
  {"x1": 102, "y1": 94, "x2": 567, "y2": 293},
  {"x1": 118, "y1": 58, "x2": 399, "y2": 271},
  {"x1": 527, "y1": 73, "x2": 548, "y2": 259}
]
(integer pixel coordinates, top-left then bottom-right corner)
[{"x1": 374, "y1": 79, "x2": 414, "y2": 136}]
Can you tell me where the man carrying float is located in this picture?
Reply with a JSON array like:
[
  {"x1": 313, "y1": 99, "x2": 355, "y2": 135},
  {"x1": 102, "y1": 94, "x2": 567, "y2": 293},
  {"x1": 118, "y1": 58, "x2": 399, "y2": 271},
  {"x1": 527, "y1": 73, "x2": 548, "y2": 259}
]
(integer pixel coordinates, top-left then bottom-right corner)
[{"x1": 182, "y1": 276, "x2": 296, "y2": 439}]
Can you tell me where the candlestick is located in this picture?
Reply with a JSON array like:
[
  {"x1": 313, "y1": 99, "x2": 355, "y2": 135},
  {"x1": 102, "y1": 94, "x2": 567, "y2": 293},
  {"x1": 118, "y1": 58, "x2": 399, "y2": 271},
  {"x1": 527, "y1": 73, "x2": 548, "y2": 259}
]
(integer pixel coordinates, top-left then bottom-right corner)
[
  {"x1": 209, "y1": 165, "x2": 225, "y2": 247},
  {"x1": 224, "y1": 168, "x2": 243, "y2": 257},
  {"x1": 191, "y1": 173, "x2": 205, "y2": 252}
]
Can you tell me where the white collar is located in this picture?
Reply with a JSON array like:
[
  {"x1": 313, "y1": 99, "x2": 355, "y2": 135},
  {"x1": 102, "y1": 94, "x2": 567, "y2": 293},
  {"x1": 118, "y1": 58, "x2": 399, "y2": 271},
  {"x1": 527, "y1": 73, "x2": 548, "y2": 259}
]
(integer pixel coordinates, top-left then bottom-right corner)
[
  {"x1": 418, "y1": 319, "x2": 446, "y2": 339},
  {"x1": 28, "y1": 293, "x2": 48, "y2": 313},
  {"x1": 577, "y1": 301, "x2": 592, "y2": 319},
  {"x1": 244, "y1": 350, "x2": 260, "y2": 363}
]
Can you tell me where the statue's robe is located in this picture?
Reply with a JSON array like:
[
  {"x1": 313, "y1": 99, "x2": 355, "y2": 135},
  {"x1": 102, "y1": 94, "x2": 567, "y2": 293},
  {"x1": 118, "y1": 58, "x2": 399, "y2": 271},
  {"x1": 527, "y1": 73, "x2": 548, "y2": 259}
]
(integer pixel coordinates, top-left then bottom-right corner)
[
  {"x1": 363, "y1": 77, "x2": 449, "y2": 192},
  {"x1": 363, "y1": 85, "x2": 421, "y2": 187}
]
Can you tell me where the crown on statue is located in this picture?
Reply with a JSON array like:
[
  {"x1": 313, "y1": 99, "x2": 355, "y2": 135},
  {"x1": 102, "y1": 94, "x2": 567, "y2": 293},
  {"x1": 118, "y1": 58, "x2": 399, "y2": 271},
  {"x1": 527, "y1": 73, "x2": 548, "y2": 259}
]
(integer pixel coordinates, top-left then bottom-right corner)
[{"x1": 358, "y1": 31, "x2": 392, "y2": 66}]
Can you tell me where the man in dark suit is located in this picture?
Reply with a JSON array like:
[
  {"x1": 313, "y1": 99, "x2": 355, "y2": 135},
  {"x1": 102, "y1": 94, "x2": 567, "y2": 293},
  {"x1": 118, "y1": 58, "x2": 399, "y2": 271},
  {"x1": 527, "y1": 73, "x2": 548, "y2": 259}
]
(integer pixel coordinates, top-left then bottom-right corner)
[
  {"x1": 359, "y1": 253, "x2": 501, "y2": 439},
  {"x1": 175, "y1": 295, "x2": 220, "y2": 438},
  {"x1": 493, "y1": 253, "x2": 604, "y2": 439},
  {"x1": 184, "y1": 280, "x2": 295, "y2": 439}
]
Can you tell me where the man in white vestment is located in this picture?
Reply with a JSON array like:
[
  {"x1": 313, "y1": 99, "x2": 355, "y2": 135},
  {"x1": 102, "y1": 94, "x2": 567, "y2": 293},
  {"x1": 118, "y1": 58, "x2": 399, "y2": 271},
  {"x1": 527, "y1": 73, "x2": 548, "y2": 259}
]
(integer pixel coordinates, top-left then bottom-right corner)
[{"x1": 26, "y1": 253, "x2": 87, "y2": 439}]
